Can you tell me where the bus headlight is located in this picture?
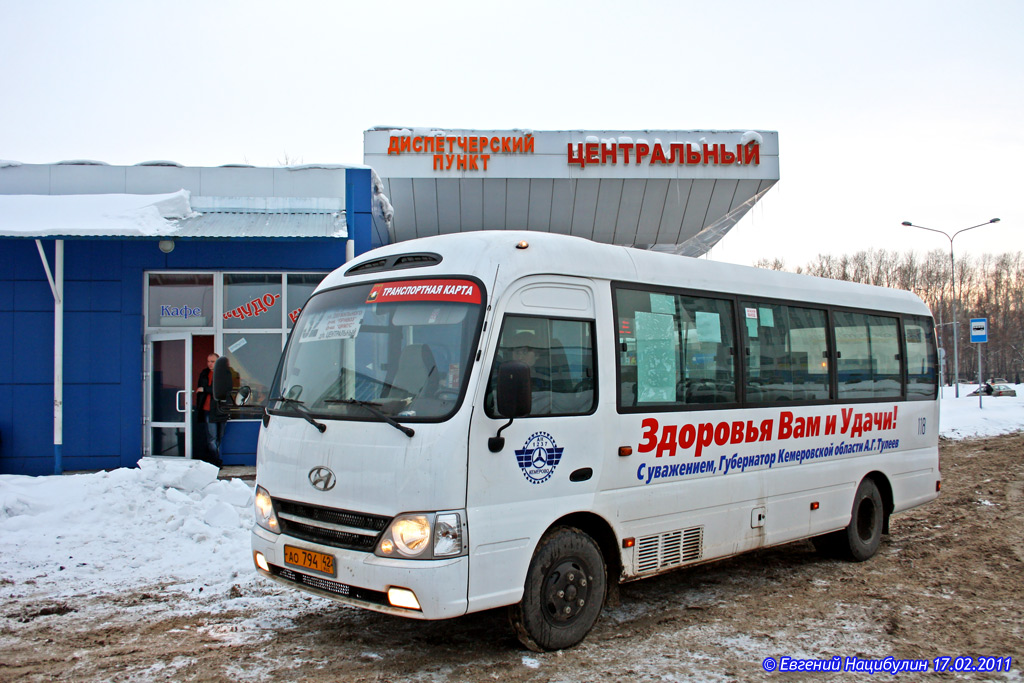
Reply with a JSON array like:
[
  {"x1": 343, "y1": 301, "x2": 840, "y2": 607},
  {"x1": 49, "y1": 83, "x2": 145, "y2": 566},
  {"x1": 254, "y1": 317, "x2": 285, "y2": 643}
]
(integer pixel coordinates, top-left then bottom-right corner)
[
  {"x1": 254, "y1": 485, "x2": 280, "y2": 533},
  {"x1": 392, "y1": 515, "x2": 431, "y2": 556},
  {"x1": 376, "y1": 510, "x2": 467, "y2": 559}
]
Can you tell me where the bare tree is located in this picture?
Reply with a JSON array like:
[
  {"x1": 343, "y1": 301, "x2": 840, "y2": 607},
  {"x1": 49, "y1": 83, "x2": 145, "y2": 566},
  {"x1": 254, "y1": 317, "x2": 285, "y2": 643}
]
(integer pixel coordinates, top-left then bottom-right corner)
[{"x1": 761, "y1": 249, "x2": 1024, "y2": 383}]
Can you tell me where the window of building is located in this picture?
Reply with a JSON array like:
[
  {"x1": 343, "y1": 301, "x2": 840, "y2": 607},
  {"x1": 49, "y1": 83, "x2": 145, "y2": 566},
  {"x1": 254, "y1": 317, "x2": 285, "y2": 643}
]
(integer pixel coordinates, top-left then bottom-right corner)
[
  {"x1": 224, "y1": 274, "x2": 284, "y2": 329},
  {"x1": 145, "y1": 271, "x2": 327, "y2": 411},
  {"x1": 147, "y1": 274, "x2": 214, "y2": 328},
  {"x1": 286, "y1": 274, "x2": 326, "y2": 328}
]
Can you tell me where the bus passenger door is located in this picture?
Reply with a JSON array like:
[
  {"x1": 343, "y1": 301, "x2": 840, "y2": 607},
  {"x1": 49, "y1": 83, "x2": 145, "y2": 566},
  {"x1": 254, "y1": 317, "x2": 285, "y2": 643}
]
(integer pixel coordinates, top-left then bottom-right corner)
[{"x1": 465, "y1": 278, "x2": 601, "y2": 613}]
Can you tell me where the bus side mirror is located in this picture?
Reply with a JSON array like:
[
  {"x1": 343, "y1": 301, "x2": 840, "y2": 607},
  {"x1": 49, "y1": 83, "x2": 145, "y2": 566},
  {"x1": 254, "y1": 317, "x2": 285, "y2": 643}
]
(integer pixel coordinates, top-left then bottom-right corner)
[
  {"x1": 496, "y1": 361, "x2": 532, "y2": 418},
  {"x1": 489, "y1": 361, "x2": 531, "y2": 453},
  {"x1": 212, "y1": 357, "x2": 233, "y2": 402}
]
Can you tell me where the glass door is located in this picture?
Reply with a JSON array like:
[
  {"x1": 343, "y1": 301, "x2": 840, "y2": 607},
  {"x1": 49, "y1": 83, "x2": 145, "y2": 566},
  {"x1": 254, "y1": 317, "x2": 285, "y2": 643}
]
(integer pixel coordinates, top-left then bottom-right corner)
[{"x1": 145, "y1": 333, "x2": 193, "y2": 457}]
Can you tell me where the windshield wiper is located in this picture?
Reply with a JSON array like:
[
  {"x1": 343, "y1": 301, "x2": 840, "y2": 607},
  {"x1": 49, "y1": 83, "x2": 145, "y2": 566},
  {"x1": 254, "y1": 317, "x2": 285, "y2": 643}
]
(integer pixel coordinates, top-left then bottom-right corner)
[
  {"x1": 325, "y1": 399, "x2": 415, "y2": 438},
  {"x1": 269, "y1": 397, "x2": 326, "y2": 433}
]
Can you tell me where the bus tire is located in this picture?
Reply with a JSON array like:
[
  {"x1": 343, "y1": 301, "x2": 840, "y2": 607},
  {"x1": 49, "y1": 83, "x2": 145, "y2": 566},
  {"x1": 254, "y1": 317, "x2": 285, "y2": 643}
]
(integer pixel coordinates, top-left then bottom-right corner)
[
  {"x1": 835, "y1": 477, "x2": 886, "y2": 561},
  {"x1": 814, "y1": 478, "x2": 885, "y2": 561},
  {"x1": 843, "y1": 478, "x2": 884, "y2": 561},
  {"x1": 509, "y1": 527, "x2": 606, "y2": 652}
]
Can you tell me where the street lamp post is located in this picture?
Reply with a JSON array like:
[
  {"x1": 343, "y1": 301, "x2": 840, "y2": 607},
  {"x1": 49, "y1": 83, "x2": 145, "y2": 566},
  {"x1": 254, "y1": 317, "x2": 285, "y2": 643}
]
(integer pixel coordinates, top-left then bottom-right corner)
[{"x1": 901, "y1": 218, "x2": 1001, "y2": 397}]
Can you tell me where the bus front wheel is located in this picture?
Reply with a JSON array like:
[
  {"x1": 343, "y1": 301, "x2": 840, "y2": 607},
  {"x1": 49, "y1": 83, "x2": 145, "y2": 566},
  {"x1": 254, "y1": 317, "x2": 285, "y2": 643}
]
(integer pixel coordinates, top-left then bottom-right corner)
[
  {"x1": 509, "y1": 526, "x2": 607, "y2": 652},
  {"x1": 814, "y1": 477, "x2": 884, "y2": 562}
]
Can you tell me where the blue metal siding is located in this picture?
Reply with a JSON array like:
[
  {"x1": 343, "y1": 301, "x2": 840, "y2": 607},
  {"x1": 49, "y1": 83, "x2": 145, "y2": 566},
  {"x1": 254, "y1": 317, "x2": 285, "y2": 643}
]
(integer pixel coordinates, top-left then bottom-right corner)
[
  {"x1": 0, "y1": 166, "x2": 372, "y2": 475},
  {"x1": 346, "y1": 168, "x2": 376, "y2": 255},
  {"x1": 0, "y1": 235, "x2": 352, "y2": 475},
  {"x1": 11, "y1": 384, "x2": 52, "y2": 475},
  {"x1": 0, "y1": 311, "x2": 11, "y2": 384}
]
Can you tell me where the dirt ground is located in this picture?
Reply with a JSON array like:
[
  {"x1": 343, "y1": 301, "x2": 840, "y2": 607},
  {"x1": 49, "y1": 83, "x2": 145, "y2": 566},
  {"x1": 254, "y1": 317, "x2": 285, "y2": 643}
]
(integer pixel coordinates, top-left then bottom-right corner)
[{"x1": 2, "y1": 434, "x2": 1022, "y2": 682}]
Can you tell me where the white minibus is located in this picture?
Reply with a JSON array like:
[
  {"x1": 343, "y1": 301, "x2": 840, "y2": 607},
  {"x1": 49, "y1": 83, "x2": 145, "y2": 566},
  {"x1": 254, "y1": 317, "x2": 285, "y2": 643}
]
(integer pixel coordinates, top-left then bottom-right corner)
[{"x1": 226, "y1": 231, "x2": 940, "y2": 651}]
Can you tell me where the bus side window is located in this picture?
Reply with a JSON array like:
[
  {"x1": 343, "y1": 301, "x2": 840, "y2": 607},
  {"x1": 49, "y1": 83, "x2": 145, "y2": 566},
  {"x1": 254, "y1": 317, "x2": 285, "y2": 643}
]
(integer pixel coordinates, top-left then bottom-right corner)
[
  {"x1": 742, "y1": 302, "x2": 830, "y2": 403},
  {"x1": 486, "y1": 315, "x2": 595, "y2": 418},
  {"x1": 904, "y1": 316, "x2": 938, "y2": 399},
  {"x1": 834, "y1": 311, "x2": 901, "y2": 400},
  {"x1": 615, "y1": 287, "x2": 737, "y2": 408}
]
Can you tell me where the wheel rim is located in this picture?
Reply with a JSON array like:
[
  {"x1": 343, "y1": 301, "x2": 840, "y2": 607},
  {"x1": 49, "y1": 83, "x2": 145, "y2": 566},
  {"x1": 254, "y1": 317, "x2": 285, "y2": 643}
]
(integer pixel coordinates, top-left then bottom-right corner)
[
  {"x1": 856, "y1": 497, "x2": 878, "y2": 542},
  {"x1": 542, "y1": 558, "x2": 591, "y2": 624}
]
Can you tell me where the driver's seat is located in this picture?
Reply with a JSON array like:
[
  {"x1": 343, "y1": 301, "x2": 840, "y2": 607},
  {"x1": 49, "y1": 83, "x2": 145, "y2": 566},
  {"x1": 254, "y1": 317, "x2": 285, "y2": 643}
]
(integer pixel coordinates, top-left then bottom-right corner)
[{"x1": 386, "y1": 344, "x2": 438, "y2": 399}]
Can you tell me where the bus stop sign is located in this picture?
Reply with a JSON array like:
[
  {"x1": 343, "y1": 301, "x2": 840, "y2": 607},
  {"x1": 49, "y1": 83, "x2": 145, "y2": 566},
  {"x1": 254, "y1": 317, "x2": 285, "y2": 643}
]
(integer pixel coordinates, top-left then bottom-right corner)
[{"x1": 970, "y1": 318, "x2": 988, "y2": 343}]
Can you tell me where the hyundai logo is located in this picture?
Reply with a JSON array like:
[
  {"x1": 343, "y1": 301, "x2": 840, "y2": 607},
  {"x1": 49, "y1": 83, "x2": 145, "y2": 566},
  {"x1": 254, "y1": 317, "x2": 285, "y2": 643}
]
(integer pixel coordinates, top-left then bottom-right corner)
[{"x1": 308, "y1": 466, "x2": 336, "y2": 491}]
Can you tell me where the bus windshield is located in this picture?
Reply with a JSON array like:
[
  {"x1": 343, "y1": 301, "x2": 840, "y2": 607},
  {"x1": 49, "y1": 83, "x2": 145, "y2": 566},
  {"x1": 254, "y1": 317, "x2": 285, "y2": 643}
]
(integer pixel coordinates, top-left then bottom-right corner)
[{"x1": 271, "y1": 278, "x2": 484, "y2": 422}]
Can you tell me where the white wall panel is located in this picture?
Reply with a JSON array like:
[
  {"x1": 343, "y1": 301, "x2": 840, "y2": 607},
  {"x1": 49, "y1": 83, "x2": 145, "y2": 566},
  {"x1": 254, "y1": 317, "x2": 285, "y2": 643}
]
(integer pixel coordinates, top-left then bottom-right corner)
[
  {"x1": 637, "y1": 179, "x2": 669, "y2": 244},
  {"x1": 679, "y1": 180, "x2": 715, "y2": 240},
  {"x1": 387, "y1": 177, "x2": 417, "y2": 240},
  {"x1": 549, "y1": 180, "x2": 576, "y2": 235},
  {"x1": 482, "y1": 179, "x2": 507, "y2": 230},
  {"x1": 527, "y1": 179, "x2": 553, "y2": 232},
  {"x1": 126, "y1": 167, "x2": 203, "y2": 195},
  {"x1": 705, "y1": 180, "x2": 739, "y2": 233},
  {"x1": 591, "y1": 179, "x2": 622, "y2": 244},
  {"x1": 51, "y1": 165, "x2": 127, "y2": 194},
  {"x1": 505, "y1": 179, "x2": 530, "y2": 230},
  {"x1": 660, "y1": 180, "x2": 692, "y2": 244},
  {"x1": 569, "y1": 179, "x2": 599, "y2": 240},
  {"x1": 412, "y1": 178, "x2": 439, "y2": 238},
  {"x1": 435, "y1": 179, "x2": 462, "y2": 232},
  {"x1": 613, "y1": 180, "x2": 645, "y2": 243},
  {"x1": 459, "y1": 179, "x2": 483, "y2": 231}
]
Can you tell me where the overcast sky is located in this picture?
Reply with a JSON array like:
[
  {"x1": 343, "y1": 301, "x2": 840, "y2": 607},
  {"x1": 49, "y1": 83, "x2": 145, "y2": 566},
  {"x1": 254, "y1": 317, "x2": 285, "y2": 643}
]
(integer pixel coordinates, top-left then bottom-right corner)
[{"x1": 0, "y1": 0, "x2": 1020, "y2": 266}]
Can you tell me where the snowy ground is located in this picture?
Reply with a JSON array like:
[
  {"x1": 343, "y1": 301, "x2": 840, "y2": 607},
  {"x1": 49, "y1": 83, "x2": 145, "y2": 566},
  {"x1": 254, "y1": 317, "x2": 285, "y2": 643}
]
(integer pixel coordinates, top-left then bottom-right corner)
[
  {"x1": 938, "y1": 383, "x2": 1024, "y2": 439},
  {"x1": 1, "y1": 385, "x2": 1021, "y2": 681}
]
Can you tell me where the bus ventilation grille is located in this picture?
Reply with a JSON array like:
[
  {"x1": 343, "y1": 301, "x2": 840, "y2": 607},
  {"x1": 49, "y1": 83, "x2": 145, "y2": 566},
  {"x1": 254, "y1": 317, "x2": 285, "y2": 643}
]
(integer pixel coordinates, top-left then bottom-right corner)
[{"x1": 636, "y1": 526, "x2": 704, "y2": 573}]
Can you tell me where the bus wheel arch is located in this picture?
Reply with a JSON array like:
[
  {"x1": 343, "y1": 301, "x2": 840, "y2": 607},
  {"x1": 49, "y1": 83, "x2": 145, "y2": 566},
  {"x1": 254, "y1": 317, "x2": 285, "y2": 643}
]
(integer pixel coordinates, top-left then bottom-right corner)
[
  {"x1": 815, "y1": 474, "x2": 889, "y2": 562},
  {"x1": 552, "y1": 512, "x2": 622, "y2": 587},
  {"x1": 508, "y1": 515, "x2": 615, "y2": 652},
  {"x1": 866, "y1": 471, "x2": 894, "y2": 535}
]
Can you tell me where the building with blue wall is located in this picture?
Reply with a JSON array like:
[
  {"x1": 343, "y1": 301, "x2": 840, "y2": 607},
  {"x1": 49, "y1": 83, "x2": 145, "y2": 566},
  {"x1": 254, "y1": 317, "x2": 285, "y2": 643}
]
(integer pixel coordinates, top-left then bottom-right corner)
[{"x1": 0, "y1": 162, "x2": 384, "y2": 475}]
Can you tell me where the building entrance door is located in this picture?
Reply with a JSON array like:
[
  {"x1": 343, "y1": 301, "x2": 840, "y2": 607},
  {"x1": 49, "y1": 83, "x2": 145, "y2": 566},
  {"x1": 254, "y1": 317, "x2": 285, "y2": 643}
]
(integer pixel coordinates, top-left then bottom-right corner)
[{"x1": 145, "y1": 334, "x2": 193, "y2": 457}]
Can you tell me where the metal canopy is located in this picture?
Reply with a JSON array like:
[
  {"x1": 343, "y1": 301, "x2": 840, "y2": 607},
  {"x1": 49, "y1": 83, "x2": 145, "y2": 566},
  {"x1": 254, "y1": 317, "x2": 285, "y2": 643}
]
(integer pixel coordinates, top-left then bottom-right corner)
[
  {"x1": 377, "y1": 176, "x2": 774, "y2": 250},
  {"x1": 365, "y1": 128, "x2": 780, "y2": 256}
]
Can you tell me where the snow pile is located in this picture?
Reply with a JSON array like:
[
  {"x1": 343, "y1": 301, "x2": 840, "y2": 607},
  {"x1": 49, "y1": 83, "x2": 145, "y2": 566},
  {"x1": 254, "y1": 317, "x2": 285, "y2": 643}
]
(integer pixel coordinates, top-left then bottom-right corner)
[
  {"x1": 0, "y1": 457, "x2": 253, "y2": 601},
  {"x1": 0, "y1": 190, "x2": 194, "y2": 237},
  {"x1": 940, "y1": 384, "x2": 1024, "y2": 439}
]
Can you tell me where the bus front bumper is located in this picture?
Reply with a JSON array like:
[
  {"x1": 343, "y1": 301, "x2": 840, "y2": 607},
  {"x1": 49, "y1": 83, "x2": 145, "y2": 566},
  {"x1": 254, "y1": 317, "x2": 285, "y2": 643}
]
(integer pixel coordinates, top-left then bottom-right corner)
[{"x1": 251, "y1": 528, "x2": 469, "y2": 620}]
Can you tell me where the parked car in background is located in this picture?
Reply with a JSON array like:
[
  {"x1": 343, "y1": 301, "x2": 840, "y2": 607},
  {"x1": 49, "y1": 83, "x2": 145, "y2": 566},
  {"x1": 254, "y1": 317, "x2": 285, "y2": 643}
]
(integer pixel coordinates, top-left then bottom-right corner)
[{"x1": 968, "y1": 383, "x2": 1017, "y2": 397}]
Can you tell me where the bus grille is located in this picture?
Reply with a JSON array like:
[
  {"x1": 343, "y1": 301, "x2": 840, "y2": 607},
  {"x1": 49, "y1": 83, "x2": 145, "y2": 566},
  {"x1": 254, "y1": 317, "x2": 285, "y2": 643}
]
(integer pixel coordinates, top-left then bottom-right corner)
[
  {"x1": 636, "y1": 526, "x2": 704, "y2": 573},
  {"x1": 273, "y1": 498, "x2": 390, "y2": 552},
  {"x1": 272, "y1": 565, "x2": 389, "y2": 607}
]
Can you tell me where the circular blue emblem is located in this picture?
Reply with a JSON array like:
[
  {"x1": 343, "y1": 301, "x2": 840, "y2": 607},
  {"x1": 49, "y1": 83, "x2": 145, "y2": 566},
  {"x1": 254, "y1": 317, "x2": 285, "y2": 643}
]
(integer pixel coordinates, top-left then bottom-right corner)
[{"x1": 514, "y1": 432, "x2": 564, "y2": 484}]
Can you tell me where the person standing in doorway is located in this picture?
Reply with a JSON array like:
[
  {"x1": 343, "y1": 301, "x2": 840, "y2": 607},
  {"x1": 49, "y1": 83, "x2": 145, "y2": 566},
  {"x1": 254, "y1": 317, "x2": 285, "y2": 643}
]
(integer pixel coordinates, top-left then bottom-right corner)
[{"x1": 196, "y1": 353, "x2": 224, "y2": 467}]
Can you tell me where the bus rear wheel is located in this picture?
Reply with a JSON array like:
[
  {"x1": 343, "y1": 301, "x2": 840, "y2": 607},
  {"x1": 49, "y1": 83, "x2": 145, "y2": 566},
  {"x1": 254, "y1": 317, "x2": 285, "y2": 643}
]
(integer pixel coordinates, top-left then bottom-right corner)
[
  {"x1": 814, "y1": 478, "x2": 884, "y2": 561},
  {"x1": 509, "y1": 526, "x2": 606, "y2": 652}
]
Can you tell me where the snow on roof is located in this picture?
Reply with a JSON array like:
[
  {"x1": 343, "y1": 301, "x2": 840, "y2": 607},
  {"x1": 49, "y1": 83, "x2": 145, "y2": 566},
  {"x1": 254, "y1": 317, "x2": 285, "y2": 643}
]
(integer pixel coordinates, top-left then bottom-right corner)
[{"x1": 0, "y1": 190, "x2": 193, "y2": 238}]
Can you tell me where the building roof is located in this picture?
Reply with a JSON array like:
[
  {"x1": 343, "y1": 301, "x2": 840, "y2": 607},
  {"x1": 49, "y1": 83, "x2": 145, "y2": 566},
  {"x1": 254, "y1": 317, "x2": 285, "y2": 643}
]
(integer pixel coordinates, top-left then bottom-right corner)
[
  {"x1": 0, "y1": 190, "x2": 346, "y2": 239},
  {"x1": 0, "y1": 162, "x2": 351, "y2": 240}
]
